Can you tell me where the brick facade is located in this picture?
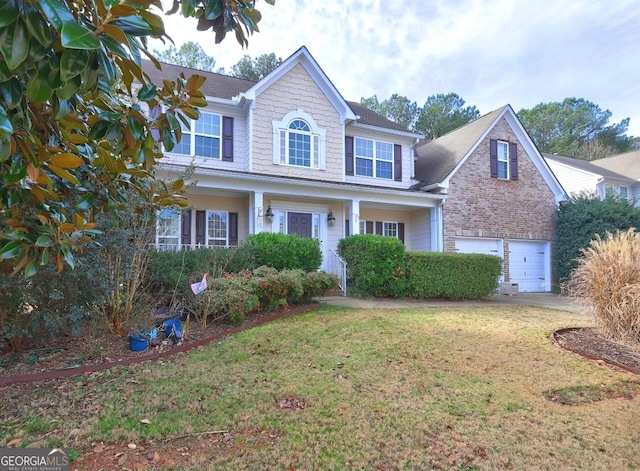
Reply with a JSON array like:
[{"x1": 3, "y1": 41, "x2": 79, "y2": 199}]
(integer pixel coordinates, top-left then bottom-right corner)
[{"x1": 443, "y1": 117, "x2": 557, "y2": 279}]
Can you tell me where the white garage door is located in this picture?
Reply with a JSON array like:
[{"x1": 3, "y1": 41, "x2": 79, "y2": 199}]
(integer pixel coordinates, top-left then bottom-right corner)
[
  {"x1": 454, "y1": 238, "x2": 504, "y2": 283},
  {"x1": 508, "y1": 240, "x2": 549, "y2": 292},
  {"x1": 454, "y1": 238, "x2": 502, "y2": 256}
]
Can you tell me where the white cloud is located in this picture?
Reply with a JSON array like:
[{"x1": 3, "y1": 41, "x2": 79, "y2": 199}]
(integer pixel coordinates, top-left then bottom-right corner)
[{"x1": 153, "y1": 0, "x2": 640, "y2": 136}]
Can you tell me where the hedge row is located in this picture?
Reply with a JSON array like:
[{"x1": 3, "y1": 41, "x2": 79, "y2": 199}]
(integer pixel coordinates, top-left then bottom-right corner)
[
  {"x1": 338, "y1": 234, "x2": 502, "y2": 300},
  {"x1": 406, "y1": 251, "x2": 502, "y2": 300}
]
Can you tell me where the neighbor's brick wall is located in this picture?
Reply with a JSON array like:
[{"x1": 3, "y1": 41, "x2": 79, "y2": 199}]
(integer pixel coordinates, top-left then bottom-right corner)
[
  {"x1": 443, "y1": 117, "x2": 557, "y2": 276},
  {"x1": 251, "y1": 63, "x2": 344, "y2": 181}
]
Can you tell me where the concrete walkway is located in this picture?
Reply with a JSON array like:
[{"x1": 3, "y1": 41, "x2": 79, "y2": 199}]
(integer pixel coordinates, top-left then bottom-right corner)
[{"x1": 318, "y1": 292, "x2": 583, "y2": 313}]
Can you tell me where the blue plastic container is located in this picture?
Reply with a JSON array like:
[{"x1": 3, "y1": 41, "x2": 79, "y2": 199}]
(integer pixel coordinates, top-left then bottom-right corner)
[
  {"x1": 129, "y1": 332, "x2": 150, "y2": 351},
  {"x1": 163, "y1": 319, "x2": 183, "y2": 340}
]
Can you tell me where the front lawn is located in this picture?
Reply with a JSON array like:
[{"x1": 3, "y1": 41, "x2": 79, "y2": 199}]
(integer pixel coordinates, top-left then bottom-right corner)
[{"x1": 2, "y1": 305, "x2": 639, "y2": 470}]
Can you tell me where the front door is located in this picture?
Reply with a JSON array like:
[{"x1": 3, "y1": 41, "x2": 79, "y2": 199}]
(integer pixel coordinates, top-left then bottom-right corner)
[{"x1": 287, "y1": 212, "x2": 312, "y2": 237}]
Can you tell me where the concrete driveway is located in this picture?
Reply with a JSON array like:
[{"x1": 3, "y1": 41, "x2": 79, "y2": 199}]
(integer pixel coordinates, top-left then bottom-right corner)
[{"x1": 318, "y1": 292, "x2": 584, "y2": 313}]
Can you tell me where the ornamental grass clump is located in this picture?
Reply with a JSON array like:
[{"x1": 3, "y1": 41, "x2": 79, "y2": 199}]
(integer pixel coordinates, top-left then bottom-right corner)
[{"x1": 568, "y1": 228, "x2": 640, "y2": 343}]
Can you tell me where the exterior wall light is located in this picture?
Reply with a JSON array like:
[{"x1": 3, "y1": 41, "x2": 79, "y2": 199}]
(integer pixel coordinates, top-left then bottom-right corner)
[
  {"x1": 265, "y1": 205, "x2": 274, "y2": 224},
  {"x1": 327, "y1": 210, "x2": 336, "y2": 227}
]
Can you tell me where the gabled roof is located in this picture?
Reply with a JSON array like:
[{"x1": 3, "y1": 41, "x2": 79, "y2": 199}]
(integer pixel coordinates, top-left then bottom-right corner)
[
  {"x1": 241, "y1": 46, "x2": 357, "y2": 124},
  {"x1": 412, "y1": 105, "x2": 565, "y2": 202},
  {"x1": 141, "y1": 47, "x2": 413, "y2": 133},
  {"x1": 141, "y1": 60, "x2": 254, "y2": 100},
  {"x1": 589, "y1": 149, "x2": 640, "y2": 180},
  {"x1": 413, "y1": 106, "x2": 507, "y2": 187},
  {"x1": 543, "y1": 153, "x2": 635, "y2": 183},
  {"x1": 347, "y1": 101, "x2": 417, "y2": 134}
]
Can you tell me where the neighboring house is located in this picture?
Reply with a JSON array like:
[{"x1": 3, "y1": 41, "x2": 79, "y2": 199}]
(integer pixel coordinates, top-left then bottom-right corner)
[
  {"x1": 590, "y1": 150, "x2": 640, "y2": 202},
  {"x1": 413, "y1": 106, "x2": 565, "y2": 292},
  {"x1": 544, "y1": 153, "x2": 638, "y2": 203},
  {"x1": 143, "y1": 47, "x2": 564, "y2": 292}
]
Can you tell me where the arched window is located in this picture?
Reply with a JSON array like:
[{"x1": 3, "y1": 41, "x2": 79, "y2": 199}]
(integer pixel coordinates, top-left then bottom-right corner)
[{"x1": 273, "y1": 110, "x2": 326, "y2": 169}]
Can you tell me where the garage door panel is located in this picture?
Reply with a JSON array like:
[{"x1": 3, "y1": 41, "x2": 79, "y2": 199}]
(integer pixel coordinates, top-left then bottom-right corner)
[{"x1": 508, "y1": 241, "x2": 548, "y2": 292}]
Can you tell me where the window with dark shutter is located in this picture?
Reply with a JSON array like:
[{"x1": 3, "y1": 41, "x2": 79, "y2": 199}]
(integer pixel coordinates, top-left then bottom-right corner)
[
  {"x1": 222, "y1": 116, "x2": 234, "y2": 162},
  {"x1": 181, "y1": 211, "x2": 192, "y2": 246},
  {"x1": 195, "y1": 210, "x2": 206, "y2": 246},
  {"x1": 345, "y1": 219, "x2": 350, "y2": 237},
  {"x1": 394, "y1": 144, "x2": 402, "y2": 181},
  {"x1": 345, "y1": 136, "x2": 354, "y2": 176},
  {"x1": 228, "y1": 212, "x2": 238, "y2": 246},
  {"x1": 509, "y1": 142, "x2": 518, "y2": 180},
  {"x1": 489, "y1": 139, "x2": 498, "y2": 178},
  {"x1": 366, "y1": 221, "x2": 374, "y2": 234},
  {"x1": 398, "y1": 223, "x2": 405, "y2": 244},
  {"x1": 375, "y1": 221, "x2": 383, "y2": 235}
]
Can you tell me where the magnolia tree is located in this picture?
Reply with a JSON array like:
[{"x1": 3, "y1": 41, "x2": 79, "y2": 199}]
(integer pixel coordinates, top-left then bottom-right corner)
[{"x1": 0, "y1": 0, "x2": 273, "y2": 276}]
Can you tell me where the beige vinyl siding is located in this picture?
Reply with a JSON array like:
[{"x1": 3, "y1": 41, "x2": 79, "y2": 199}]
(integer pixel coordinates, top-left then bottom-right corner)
[{"x1": 251, "y1": 63, "x2": 343, "y2": 181}]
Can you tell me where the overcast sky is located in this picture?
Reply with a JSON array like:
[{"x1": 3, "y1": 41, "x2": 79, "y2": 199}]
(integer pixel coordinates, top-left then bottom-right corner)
[{"x1": 151, "y1": 0, "x2": 640, "y2": 136}]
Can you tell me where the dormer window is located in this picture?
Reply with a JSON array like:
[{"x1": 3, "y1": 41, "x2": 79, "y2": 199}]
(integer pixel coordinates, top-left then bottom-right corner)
[{"x1": 273, "y1": 110, "x2": 326, "y2": 169}]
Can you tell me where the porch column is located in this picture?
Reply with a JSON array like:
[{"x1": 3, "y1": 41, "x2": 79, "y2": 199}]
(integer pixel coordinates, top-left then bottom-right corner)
[
  {"x1": 350, "y1": 199, "x2": 360, "y2": 235},
  {"x1": 251, "y1": 192, "x2": 266, "y2": 234},
  {"x1": 431, "y1": 201, "x2": 444, "y2": 252}
]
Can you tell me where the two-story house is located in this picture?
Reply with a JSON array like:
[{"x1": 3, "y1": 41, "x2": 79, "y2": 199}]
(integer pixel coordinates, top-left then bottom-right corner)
[
  {"x1": 144, "y1": 46, "x2": 565, "y2": 292},
  {"x1": 544, "y1": 152, "x2": 638, "y2": 204}
]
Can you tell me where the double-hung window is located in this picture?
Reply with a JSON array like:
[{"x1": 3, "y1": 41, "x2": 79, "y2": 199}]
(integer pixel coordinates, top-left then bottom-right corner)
[
  {"x1": 355, "y1": 138, "x2": 393, "y2": 179},
  {"x1": 490, "y1": 139, "x2": 518, "y2": 180},
  {"x1": 496, "y1": 141, "x2": 509, "y2": 179},
  {"x1": 207, "y1": 211, "x2": 228, "y2": 246},
  {"x1": 383, "y1": 222, "x2": 398, "y2": 238},
  {"x1": 157, "y1": 208, "x2": 181, "y2": 250},
  {"x1": 173, "y1": 111, "x2": 222, "y2": 159}
]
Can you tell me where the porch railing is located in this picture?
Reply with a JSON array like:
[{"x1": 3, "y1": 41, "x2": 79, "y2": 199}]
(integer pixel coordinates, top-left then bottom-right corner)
[{"x1": 326, "y1": 249, "x2": 347, "y2": 296}]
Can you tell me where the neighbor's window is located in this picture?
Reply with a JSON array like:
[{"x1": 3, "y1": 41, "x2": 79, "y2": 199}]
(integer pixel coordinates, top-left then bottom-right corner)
[
  {"x1": 157, "y1": 208, "x2": 181, "y2": 249},
  {"x1": 355, "y1": 137, "x2": 393, "y2": 179},
  {"x1": 207, "y1": 211, "x2": 228, "y2": 246},
  {"x1": 497, "y1": 141, "x2": 509, "y2": 179},
  {"x1": 172, "y1": 111, "x2": 222, "y2": 159},
  {"x1": 620, "y1": 186, "x2": 629, "y2": 198}
]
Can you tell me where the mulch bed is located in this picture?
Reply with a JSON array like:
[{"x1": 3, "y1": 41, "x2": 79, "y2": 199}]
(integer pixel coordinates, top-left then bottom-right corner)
[
  {"x1": 0, "y1": 303, "x2": 319, "y2": 387},
  {"x1": 552, "y1": 327, "x2": 640, "y2": 375}
]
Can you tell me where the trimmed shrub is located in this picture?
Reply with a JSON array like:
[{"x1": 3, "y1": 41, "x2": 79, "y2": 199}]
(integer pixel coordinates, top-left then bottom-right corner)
[
  {"x1": 188, "y1": 267, "x2": 337, "y2": 326},
  {"x1": 244, "y1": 232, "x2": 322, "y2": 272},
  {"x1": 338, "y1": 234, "x2": 407, "y2": 298},
  {"x1": 406, "y1": 251, "x2": 502, "y2": 300},
  {"x1": 556, "y1": 193, "x2": 640, "y2": 284},
  {"x1": 568, "y1": 229, "x2": 640, "y2": 343}
]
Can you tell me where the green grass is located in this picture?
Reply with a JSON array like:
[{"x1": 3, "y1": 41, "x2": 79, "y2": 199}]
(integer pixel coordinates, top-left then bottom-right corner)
[{"x1": 2, "y1": 305, "x2": 640, "y2": 470}]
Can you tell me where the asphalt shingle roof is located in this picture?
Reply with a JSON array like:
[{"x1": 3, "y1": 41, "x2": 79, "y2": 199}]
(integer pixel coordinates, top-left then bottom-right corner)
[
  {"x1": 412, "y1": 106, "x2": 507, "y2": 188},
  {"x1": 589, "y1": 149, "x2": 640, "y2": 180},
  {"x1": 543, "y1": 153, "x2": 635, "y2": 182},
  {"x1": 141, "y1": 60, "x2": 411, "y2": 134}
]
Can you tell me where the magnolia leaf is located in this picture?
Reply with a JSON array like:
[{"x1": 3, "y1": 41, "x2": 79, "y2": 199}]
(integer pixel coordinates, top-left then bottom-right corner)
[
  {"x1": 0, "y1": 19, "x2": 29, "y2": 71},
  {"x1": 0, "y1": 0, "x2": 20, "y2": 28},
  {"x1": 0, "y1": 241, "x2": 22, "y2": 260},
  {"x1": 23, "y1": 4, "x2": 53, "y2": 47},
  {"x1": 50, "y1": 153, "x2": 84, "y2": 168},
  {"x1": 60, "y1": 49, "x2": 91, "y2": 80},
  {"x1": 137, "y1": 83, "x2": 157, "y2": 101},
  {"x1": 0, "y1": 107, "x2": 14, "y2": 140},
  {"x1": 0, "y1": 77, "x2": 23, "y2": 110},
  {"x1": 61, "y1": 21, "x2": 101, "y2": 49},
  {"x1": 35, "y1": 235, "x2": 54, "y2": 247},
  {"x1": 26, "y1": 74, "x2": 54, "y2": 103},
  {"x1": 37, "y1": 0, "x2": 75, "y2": 32},
  {"x1": 48, "y1": 163, "x2": 80, "y2": 185}
]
